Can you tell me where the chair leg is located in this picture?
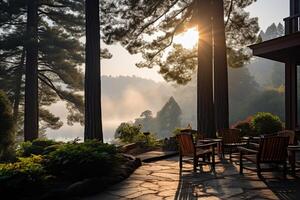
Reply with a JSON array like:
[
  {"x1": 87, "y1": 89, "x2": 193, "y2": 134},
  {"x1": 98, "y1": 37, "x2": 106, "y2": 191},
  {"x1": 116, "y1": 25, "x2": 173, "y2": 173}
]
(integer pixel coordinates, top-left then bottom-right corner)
[
  {"x1": 179, "y1": 154, "x2": 182, "y2": 171},
  {"x1": 257, "y1": 163, "x2": 262, "y2": 178},
  {"x1": 212, "y1": 149, "x2": 215, "y2": 173},
  {"x1": 283, "y1": 162, "x2": 287, "y2": 179},
  {"x1": 229, "y1": 148, "x2": 232, "y2": 161},
  {"x1": 222, "y1": 145, "x2": 225, "y2": 159},
  {"x1": 290, "y1": 151, "x2": 296, "y2": 176},
  {"x1": 193, "y1": 156, "x2": 197, "y2": 172},
  {"x1": 239, "y1": 152, "x2": 243, "y2": 174}
]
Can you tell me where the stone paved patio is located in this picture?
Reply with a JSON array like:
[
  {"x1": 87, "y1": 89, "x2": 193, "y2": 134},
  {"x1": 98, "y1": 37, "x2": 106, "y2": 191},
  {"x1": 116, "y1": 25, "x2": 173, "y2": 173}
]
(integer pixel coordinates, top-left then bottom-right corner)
[{"x1": 84, "y1": 155, "x2": 300, "y2": 200}]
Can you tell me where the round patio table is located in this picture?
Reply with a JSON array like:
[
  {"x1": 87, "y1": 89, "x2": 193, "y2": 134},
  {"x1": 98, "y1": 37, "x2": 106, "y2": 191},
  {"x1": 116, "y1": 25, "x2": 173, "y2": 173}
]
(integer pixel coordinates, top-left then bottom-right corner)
[{"x1": 197, "y1": 138, "x2": 223, "y2": 158}]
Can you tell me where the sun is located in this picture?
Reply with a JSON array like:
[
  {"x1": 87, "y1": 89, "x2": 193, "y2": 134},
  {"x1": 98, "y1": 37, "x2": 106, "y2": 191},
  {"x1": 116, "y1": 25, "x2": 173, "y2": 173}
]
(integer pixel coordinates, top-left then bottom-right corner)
[{"x1": 173, "y1": 28, "x2": 198, "y2": 49}]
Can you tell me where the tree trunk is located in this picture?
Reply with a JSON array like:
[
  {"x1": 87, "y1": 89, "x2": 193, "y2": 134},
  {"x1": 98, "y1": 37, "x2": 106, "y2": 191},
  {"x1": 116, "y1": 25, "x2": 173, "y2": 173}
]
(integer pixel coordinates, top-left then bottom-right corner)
[
  {"x1": 13, "y1": 49, "x2": 25, "y2": 123},
  {"x1": 24, "y1": 0, "x2": 39, "y2": 141},
  {"x1": 197, "y1": 0, "x2": 215, "y2": 137},
  {"x1": 212, "y1": 0, "x2": 229, "y2": 131},
  {"x1": 84, "y1": 0, "x2": 103, "y2": 141}
]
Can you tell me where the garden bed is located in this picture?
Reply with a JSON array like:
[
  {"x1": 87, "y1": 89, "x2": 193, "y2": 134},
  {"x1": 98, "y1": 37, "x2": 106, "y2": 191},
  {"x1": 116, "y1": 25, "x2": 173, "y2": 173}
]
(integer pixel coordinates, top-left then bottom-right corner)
[{"x1": 0, "y1": 139, "x2": 141, "y2": 199}]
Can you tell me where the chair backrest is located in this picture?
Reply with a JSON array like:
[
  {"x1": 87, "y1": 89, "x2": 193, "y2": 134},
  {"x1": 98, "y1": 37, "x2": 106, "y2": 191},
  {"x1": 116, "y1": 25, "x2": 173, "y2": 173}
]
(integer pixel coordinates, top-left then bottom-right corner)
[
  {"x1": 218, "y1": 128, "x2": 241, "y2": 144},
  {"x1": 258, "y1": 136, "x2": 289, "y2": 162},
  {"x1": 277, "y1": 130, "x2": 295, "y2": 145},
  {"x1": 180, "y1": 128, "x2": 206, "y2": 141},
  {"x1": 176, "y1": 133, "x2": 195, "y2": 156}
]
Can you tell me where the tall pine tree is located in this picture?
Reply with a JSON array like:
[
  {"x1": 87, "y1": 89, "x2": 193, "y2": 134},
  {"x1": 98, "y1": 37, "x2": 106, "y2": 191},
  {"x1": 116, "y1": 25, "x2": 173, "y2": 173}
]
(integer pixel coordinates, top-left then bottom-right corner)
[
  {"x1": 100, "y1": 0, "x2": 259, "y2": 136},
  {"x1": 0, "y1": 0, "x2": 106, "y2": 140},
  {"x1": 24, "y1": 0, "x2": 39, "y2": 141},
  {"x1": 84, "y1": 0, "x2": 103, "y2": 141}
]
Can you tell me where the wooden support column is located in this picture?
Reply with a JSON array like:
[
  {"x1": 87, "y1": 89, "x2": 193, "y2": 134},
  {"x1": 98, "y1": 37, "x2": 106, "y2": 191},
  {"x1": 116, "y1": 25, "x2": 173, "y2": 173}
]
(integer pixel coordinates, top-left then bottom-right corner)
[
  {"x1": 285, "y1": 57, "x2": 297, "y2": 130},
  {"x1": 197, "y1": 0, "x2": 215, "y2": 137},
  {"x1": 212, "y1": 0, "x2": 229, "y2": 131}
]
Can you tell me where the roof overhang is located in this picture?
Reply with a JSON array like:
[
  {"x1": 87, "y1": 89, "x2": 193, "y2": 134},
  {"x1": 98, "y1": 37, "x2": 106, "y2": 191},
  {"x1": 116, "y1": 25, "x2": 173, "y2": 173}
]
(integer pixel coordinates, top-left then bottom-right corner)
[{"x1": 249, "y1": 32, "x2": 300, "y2": 63}]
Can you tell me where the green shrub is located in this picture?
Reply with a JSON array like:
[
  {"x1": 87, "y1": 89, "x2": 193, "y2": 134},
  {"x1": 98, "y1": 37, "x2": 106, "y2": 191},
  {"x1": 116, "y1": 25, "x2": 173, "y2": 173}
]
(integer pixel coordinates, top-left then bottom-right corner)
[
  {"x1": 133, "y1": 132, "x2": 160, "y2": 147},
  {"x1": 45, "y1": 140, "x2": 121, "y2": 180},
  {"x1": 17, "y1": 138, "x2": 61, "y2": 157},
  {"x1": 115, "y1": 122, "x2": 158, "y2": 146},
  {"x1": 115, "y1": 122, "x2": 142, "y2": 143},
  {"x1": 251, "y1": 112, "x2": 283, "y2": 135},
  {"x1": 0, "y1": 90, "x2": 14, "y2": 161},
  {"x1": 0, "y1": 155, "x2": 45, "y2": 180}
]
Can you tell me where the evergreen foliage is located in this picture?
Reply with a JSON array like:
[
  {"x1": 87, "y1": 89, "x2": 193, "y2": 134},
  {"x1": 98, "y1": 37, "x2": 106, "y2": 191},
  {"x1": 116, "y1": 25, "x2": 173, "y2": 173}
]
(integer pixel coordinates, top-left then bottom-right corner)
[
  {"x1": 115, "y1": 122, "x2": 158, "y2": 145},
  {"x1": 156, "y1": 96, "x2": 182, "y2": 137},
  {"x1": 133, "y1": 96, "x2": 182, "y2": 138},
  {"x1": 251, "y1": 112, "x2": 283, "y2": 135},
  {"x1": 0, "y1": 140, "x2": 124, "y2": 198},
  {"x1": 17, "y1": 138, "x2": 61, "y2": 157},
  {"x1": 0, "y1": 0, "x2": 86, "y2": 137},
  {"x1": 101, "y1": 0, "x2": 259, "y2": 84},
  {"x1": 134, "y1": 110, "x2": 156, "y2": 133},
  {"x1": 0, "y1": 90, "x2": 14, "y2": 161},
  {"x1": 0, "y1": 0, "x2": 111, "y2": 138},
  {"x1": 45, "y1": 140, "x2": 120, "y2": 179}
]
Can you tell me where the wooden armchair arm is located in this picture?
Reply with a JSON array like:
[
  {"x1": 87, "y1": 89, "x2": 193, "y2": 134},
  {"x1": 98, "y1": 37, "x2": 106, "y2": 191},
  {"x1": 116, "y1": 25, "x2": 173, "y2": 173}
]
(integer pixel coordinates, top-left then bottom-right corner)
[
  {"x1": 249, "y1": 142, "x2": 259, "y2": 149},
  {"x1": 238, "y1": 146, "x2": 258, "y2": 154},
  {"x1": 196, "y1": 142, "x2": 217, "y2": 148}
]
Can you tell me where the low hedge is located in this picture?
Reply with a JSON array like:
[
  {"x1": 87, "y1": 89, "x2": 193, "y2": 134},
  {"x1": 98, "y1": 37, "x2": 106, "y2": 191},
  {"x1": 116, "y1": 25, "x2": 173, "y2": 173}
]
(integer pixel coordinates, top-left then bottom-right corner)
[
  {"x1": 0, "y1": 139, "x2": 137, "y2": 198},
  {"x1": 45, "y1": 140, "x2": 122, "y2": 180}
]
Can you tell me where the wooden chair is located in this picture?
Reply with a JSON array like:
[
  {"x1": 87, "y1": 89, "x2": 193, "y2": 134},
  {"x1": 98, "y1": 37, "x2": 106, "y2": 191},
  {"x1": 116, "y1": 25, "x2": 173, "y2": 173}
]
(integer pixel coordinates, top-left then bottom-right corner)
[
  {"x1": 218, "y1": 128, "x2": 247, "y2": 160},
  {"x1": 239, "y1": 136, "x2": 289, "y2": 178},
  {"x1": 176, "y1": 133, "x2": 216, "y2": 172},
  {"x1": 277, "y1": 130, "x2": 296, "y2": 145},
  {"x1": 277, "y1": 130, "x2": 296, "y2": 174}
]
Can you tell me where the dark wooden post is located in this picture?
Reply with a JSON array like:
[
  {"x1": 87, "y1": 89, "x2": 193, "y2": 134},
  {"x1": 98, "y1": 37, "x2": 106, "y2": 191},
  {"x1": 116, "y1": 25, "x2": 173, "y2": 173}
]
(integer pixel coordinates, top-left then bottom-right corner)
[
  {"x1": 84, "y1": 0, "x2": 103, "y2": 141},
  {"x1": 285, "y1": 57, "x2": 297, "y2": 129},
  {"x1": 197, "y1": 0, "x2": 215, "y2": 137},
  {"x1": 290, "y1": 0, "x2": 300, "y2": 15},
  {"x1": 24, "y1": 0, "x2": 39, "y2": 141},
  {"x1": 212, "y1": 0, "x2": 229, "y2": 131}
]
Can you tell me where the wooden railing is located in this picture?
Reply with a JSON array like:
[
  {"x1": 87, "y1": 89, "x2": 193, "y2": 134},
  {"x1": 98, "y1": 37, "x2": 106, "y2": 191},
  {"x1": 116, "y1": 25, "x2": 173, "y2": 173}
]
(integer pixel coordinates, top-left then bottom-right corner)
[{"x1": 284, "y1": 13, "x2": 300, "y2": 34}]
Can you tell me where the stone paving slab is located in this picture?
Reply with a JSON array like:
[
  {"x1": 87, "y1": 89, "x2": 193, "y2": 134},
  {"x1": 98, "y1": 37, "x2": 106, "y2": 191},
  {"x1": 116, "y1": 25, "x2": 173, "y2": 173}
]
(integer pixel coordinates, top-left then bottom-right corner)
[
  {"x1": 83, "y1": 156, "x2": 300, "y2": 200},
  {"x1": 136, "y1": 150, "x2": 178, "y2": 162}
]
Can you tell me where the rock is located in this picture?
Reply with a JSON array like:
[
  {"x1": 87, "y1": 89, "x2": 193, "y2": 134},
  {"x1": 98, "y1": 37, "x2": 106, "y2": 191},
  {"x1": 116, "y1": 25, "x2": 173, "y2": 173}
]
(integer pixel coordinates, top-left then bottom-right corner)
[
  {"x1": 66, "y1": 178, "x2": 103, "y2": 197},
  {"x1": 120, "y1": 143, "x2": 138, "y2": 153}
]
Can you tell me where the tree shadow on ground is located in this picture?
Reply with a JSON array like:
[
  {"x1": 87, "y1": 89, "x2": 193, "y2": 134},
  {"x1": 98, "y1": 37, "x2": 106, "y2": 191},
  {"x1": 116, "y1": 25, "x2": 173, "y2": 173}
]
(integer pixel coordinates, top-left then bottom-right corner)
[
  {"x1": 174, "y1": 156, "x2": 300, "y2": 200},
  {"x1": 264, "y1": 175, "x2": 300, "y2": 200}
]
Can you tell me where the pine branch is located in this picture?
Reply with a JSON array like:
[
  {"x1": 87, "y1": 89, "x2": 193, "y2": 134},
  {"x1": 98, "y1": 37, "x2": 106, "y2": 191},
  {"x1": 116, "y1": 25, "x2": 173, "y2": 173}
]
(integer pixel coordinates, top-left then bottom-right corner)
[
  {"x1": 146, "y1": 11, "x2": 190, "y2": 66},
  {"x1": 225, "y1": 0, "x2": 234, "y2": 27},
  {"x1": 40, "y1": 3, "x2": 67, "y2": 8},
  {"x1": 38, "y1": 74, "x2": 64, "y2": 100},
  {"x1": 135, "y1": 0, "x2": 181, "y2": 38},
  {"x1": 38, "y1": 69, "x2": 61, "y2": 78}
]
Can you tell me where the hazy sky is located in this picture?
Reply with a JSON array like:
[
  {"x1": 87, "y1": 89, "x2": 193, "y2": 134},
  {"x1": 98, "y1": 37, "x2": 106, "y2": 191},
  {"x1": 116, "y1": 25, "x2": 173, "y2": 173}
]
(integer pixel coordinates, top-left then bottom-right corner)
[{"x1": 101, "y1": 0, "x2": 289, "y2": 82}]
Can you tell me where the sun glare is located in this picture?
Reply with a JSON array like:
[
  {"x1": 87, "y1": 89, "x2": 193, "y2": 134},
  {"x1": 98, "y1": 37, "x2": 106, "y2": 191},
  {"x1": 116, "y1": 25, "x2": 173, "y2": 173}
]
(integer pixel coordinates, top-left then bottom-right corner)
[{"x1": 174, "y1": 28, "x2": 198, "y2": 49}]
